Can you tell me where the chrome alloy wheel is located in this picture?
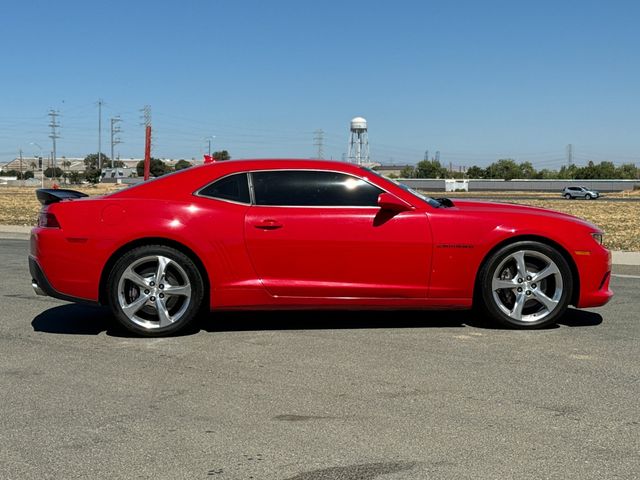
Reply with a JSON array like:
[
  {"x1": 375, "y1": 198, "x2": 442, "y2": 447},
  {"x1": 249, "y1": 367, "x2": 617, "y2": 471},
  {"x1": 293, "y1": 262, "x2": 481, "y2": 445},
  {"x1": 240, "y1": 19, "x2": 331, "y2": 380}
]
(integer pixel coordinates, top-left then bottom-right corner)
[
  {"x1": 491, "y1": 250, "x2": 563, "y2": 323},
  {"x1": 117, "y1": 255, "x2": 192, "y2": 330}
]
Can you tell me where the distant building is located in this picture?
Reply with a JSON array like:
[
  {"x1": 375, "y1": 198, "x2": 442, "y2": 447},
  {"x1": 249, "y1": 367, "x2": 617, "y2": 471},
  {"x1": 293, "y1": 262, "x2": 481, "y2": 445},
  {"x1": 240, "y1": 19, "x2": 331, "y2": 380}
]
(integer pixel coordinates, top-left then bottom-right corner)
[
  {"x1": 0, "y1": 156, "x2": 185, "y2": 177},
  {"x1": 101, "y1": 167, "x2": 137, "y2": 180},
  {"x1": 375, "y1": 164, "x2": 413, "y2": 177}
]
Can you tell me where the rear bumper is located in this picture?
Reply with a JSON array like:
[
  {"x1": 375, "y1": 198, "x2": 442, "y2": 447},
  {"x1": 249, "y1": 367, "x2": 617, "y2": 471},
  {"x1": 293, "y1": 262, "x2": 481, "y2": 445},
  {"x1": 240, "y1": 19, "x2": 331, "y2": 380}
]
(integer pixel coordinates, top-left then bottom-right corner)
[{"x1": 29, "y1": 255, "x2": 98, "y2": 305}]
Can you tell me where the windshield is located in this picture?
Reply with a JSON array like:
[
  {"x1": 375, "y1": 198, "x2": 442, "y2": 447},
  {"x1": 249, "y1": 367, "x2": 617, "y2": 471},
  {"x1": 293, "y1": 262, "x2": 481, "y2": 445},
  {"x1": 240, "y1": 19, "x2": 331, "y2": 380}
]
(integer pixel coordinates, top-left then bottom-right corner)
[{"x1": 361, "y1": 167, "x2": 442, "y2": 208}]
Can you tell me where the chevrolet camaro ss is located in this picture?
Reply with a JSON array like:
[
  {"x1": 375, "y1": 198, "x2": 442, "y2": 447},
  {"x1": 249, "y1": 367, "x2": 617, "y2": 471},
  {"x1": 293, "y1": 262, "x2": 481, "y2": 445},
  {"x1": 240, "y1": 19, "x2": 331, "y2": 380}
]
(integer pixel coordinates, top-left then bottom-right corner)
[{"x1": 29, "y1": 159, "x2": 613, "y2": 336}]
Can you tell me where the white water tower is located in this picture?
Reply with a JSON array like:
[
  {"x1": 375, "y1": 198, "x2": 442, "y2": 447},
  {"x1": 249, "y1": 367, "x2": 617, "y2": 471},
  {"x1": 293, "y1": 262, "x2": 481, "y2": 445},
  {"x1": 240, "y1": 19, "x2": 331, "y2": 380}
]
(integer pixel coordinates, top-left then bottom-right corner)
[{"x1": 347, "y1": 116, "x2": 370, "y2": 165}]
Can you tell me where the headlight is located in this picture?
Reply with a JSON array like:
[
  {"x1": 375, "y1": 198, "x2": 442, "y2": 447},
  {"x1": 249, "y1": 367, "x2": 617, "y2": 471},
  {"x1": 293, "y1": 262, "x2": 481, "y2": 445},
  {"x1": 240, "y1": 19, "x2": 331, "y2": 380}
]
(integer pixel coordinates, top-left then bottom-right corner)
[{"x1": 591, "y1": 232, "x2": 604, "y2": 245}]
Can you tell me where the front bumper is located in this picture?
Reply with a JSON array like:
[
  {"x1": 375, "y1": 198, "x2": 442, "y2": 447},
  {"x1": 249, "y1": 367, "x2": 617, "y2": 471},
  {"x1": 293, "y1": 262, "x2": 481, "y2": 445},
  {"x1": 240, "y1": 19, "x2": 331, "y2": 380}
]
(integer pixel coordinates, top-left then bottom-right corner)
[{"x1": 575, "y1": 247, "x2": 613, "y2": 308}]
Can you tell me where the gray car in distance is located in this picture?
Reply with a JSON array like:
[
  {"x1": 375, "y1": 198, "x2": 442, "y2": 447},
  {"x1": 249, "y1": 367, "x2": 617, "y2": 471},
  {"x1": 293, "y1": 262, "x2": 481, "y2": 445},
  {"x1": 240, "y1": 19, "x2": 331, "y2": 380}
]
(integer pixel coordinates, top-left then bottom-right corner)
[{"x1": 562, "y1": 186, "x2": 600, "y2": 199}]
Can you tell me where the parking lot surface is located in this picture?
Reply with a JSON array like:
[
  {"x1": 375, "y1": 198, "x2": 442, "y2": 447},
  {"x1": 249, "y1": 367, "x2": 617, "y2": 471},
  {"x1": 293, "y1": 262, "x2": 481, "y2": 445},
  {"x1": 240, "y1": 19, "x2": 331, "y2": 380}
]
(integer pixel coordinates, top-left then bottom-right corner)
[{"x1": 1, "y1": 239, "x2": 638, "y2": 479}]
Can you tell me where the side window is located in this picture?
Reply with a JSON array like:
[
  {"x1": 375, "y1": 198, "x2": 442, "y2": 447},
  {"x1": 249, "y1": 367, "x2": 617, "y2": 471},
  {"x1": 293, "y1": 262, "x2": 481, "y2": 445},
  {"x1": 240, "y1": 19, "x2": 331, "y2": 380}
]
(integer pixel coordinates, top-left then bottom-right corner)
[
  {"x1": 199, "y1": 173, "x2": 250, "y2": 204},
  {"x1": 252, "y1": 171, "x2": 383, "y2": 207}
]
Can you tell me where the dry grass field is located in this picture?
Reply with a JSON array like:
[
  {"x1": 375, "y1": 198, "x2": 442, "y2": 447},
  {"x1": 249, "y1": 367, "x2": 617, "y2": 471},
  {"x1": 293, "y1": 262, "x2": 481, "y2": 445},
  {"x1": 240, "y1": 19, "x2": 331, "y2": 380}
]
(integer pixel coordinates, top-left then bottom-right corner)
[
  {"x1": 0, "y1": 185, "x2": 638, "y2": 251},
  {"x1": 0, "y1": 184, "x2": 122, "y2": 226}
]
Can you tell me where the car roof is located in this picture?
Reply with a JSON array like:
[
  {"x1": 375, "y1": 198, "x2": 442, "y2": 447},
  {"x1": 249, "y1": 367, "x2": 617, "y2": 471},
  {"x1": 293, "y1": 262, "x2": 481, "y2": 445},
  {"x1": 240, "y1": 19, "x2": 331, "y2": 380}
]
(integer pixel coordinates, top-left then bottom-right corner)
[{"x1": 108, "y1": 159, "x2": 394, "y2": 200}]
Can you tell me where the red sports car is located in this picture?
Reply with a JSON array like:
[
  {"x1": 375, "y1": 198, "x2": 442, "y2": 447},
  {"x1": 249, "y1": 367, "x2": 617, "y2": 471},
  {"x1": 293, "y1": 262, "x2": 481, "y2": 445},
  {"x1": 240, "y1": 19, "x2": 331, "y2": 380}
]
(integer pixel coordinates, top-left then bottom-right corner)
[{"x1": 30, "y1": 159, "x2": 612, "y2": 336}]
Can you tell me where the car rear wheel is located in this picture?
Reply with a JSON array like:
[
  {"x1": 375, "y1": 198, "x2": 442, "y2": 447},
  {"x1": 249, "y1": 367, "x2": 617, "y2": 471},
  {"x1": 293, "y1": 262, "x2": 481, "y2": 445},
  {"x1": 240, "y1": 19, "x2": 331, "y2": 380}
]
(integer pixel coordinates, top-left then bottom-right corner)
[
  {"x1": 478, "y1": 241, "x2": 573, "y2": 328},
  {"x1": 564, "y1": 193, "x2": 572, "y2": 199},
  {"x1": 107, "y1": 245, "x2": 204, "y2": 336}
]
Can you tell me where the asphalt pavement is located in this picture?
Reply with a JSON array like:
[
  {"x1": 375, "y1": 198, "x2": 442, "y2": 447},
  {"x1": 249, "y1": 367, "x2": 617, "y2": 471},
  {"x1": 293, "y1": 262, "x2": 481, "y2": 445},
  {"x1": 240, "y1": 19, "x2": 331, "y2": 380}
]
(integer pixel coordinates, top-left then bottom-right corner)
[{"x1": 1, "y1": 238, "x2": 639, "y2": 479}]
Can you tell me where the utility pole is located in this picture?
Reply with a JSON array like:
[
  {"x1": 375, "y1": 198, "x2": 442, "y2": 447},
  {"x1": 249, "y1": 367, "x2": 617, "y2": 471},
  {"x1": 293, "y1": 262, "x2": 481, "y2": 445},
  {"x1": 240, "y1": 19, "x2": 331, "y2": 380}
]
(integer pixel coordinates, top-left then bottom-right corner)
[
  {"x1": 566, "y1": 144, "x2": 573, "y2": 166},
  {"x1": 141, "y1": 105, "x2": 152, "y2": 180},
  {"x1": 424, "y1": 150, "x2": 429, "y2": 161},
  {"x1": 435, "y1": 151, "x2": 440, "y2": 163},
  {"x1": 204, "y1": 136, "x2": 215, "y2": 157},
  {"x1": 110, "y1": 117, "x2": 123, "y2": 169},
  {"x1": 48, "y1": 110, "x2": 61, "y2": 178},
  {"x1": 18, "y1": 148, "x2": 23, "y2": 179},
  {"x1": 141, "y1": 105, "x2": 152, "y2": 155},
  {"x1": 97, "y1": 99, "x2": 104, "y2": 169},
  {"x1": 313, "y1": 129, "x2": 324, "y2": 159}
]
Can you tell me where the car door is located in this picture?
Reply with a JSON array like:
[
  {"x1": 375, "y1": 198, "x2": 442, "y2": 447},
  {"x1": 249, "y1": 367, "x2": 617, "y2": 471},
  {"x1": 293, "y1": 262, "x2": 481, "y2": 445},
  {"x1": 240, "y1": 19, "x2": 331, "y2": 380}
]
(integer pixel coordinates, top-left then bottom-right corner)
[{"x1": 244, "y1": 170, "x2": 432, "y2": 298}]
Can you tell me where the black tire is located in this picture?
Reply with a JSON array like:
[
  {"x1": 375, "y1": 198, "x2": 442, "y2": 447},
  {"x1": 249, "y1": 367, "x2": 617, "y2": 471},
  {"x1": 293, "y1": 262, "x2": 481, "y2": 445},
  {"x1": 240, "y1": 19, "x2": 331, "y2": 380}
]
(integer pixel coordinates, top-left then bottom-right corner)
[
  {"x1": 585, "y1": 193, "x2": 592, "y2": 200},
  {"x1": 107, "y1": 245, "x2": 205, "y2": 336},
  {"x1": 477, "y1": 241, "x2": 573, "y2": 329},
  {"x1": 564, "y1": 193, "x2": 572, "y2": 199}
]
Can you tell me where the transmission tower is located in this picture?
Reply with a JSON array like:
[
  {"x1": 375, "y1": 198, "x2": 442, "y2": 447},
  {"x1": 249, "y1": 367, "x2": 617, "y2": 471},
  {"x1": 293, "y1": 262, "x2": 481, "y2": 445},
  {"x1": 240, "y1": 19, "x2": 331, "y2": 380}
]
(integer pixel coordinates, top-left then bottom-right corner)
[
  {"x1": 110, "y1": 117, "x2": 123, "y2": 168},
  {"x1": 313, "y1": 129, "x2": 325, "y2": 159},
  {"x1": 435, "y1": 151, "x2": 440, "y2": 162},
  {"x1": 566, "y1": 144, "x2": 573, "y2": 166},
  {"x1": 48, "y1": 109, "x2": 61, "y2": 174},
  {"x1": 424, "y1": 150, "x2": 429, "y2": 161}
]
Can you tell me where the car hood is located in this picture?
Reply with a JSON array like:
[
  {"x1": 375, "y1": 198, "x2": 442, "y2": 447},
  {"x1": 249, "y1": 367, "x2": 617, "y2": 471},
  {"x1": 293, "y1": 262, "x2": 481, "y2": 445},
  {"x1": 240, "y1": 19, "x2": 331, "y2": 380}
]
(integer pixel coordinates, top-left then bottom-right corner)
[{"x1": 447, "y1": 199, "x2": 600, "y2": 231}]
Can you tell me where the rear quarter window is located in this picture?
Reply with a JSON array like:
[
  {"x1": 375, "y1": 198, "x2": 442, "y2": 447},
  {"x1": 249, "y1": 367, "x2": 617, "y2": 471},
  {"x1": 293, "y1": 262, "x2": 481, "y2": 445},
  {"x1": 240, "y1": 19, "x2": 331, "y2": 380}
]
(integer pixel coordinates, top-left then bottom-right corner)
[{"x1": 198, "y1": 173, "x2": 250, "y2": 204}]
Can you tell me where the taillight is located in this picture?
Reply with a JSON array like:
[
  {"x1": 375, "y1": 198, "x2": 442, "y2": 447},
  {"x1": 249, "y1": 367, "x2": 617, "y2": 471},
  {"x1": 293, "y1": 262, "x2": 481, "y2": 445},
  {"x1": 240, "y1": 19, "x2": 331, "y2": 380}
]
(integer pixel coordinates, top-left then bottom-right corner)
[{"x1": 38, "y1": 211, "x2": 60, "y2": 228}]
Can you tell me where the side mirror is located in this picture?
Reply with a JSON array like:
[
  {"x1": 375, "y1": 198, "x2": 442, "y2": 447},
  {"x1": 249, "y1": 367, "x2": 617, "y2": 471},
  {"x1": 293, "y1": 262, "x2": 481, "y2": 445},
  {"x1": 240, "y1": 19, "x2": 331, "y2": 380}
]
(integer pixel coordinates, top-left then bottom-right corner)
[{"x1": 377, "y1": 192, "x2": 412, "y2": 213}]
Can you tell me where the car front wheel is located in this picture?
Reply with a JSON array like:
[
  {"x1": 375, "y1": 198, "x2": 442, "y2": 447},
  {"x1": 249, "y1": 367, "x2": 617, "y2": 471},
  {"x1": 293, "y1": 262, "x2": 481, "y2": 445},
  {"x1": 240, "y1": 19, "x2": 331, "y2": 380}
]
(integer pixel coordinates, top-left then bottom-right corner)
[
  {"x1": 585, "y1": 193, "x2": 592, "y2": 200},
  {"x1": 107, "y1": 245, "x2": 205, "y2": 336},
  {"x1": 478, "y1": 241, "x2": 573, "y2": 328}
]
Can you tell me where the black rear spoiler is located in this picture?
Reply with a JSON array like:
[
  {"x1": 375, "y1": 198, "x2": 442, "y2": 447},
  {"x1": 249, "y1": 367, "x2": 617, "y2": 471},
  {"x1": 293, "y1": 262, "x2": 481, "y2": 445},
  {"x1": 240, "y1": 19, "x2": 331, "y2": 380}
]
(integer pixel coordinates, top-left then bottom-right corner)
[{"x1": 36, "y1": 188, "x2": 89, "y2": 206}]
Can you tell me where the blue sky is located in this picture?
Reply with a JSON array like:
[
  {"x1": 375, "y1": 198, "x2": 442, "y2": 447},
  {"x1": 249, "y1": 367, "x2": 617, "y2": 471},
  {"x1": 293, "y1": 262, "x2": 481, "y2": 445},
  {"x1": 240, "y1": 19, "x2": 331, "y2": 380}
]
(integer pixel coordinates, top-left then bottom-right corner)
[{"x1": 1, "y1": 0, "x2": 639, "y2": 169}]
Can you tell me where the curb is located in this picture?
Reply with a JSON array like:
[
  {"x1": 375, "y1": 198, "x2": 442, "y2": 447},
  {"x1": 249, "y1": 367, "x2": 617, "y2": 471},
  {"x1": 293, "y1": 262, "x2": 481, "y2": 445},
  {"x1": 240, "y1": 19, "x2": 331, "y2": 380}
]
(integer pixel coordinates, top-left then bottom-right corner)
[{"x1": 1, "y1": 225, "x2": 638, "y2": 266}]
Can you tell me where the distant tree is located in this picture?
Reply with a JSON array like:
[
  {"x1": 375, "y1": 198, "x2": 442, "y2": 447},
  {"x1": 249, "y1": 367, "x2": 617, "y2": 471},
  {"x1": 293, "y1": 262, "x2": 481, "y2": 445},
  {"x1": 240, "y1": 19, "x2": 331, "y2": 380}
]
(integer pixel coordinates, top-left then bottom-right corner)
[
  {"x1": 400, "y1": 166, "x2": 415, "y2": 178},
  {"x1": 44, "y1": 167, "x2": 63, "y2": 178},
  {"x1": 595, "y1": 161, "x2": 616, "y2": 179},
  {"x1": 22, "y1": 170, "x2": 34, "y2": 180},
  {"x1": 575, "y1": 161, "x2": 598, "y2": 179},
  {"x1": 62, "y1": 159, "x2": 72, "y2": 176},
  {"x1": 136, "y1": 158, "x2": 169, "y2": 177},
  {"x1": 485, "y1": 159, "x2": 521, "y2": 181},
  {"x1": 557, "y1": 164, "x2": 578, "y2": 179},
  {"x1": 212, "y1": 150, "x2": 231, "y2": 161},
  {"x1": 84, "y1": 153, "x2": 110, "y2": 169},
  {"x1": 83, "y1": 153, "x2": 109, "y2": 184},
  {"x1": 616, "y1": 163, "x2": 639, "y2": 179},
  {"x1": 466, "y1": 165, "x2": 485, "y2": 178},
  {"x1": 519, "y1": 161, "x2": 536, "y2": 179},
  {"x1": 2, "y1": 169, "x2": 20, "y2": 177},
  {"x1": 84, "y1": 167, "x2": 102, "y2": 184},
  {"x1": 536, "y1": 168, "x2": 557, "y2": 179},
  {"x1": 415, "y1": 160, "x2": 447, "y2": 178},
  {"x1": 174, "y1": 159, "x2": 192, "y2": 170},
  {"x1": 67, "y1": 171, "x2": 82, "y2": 184}
]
